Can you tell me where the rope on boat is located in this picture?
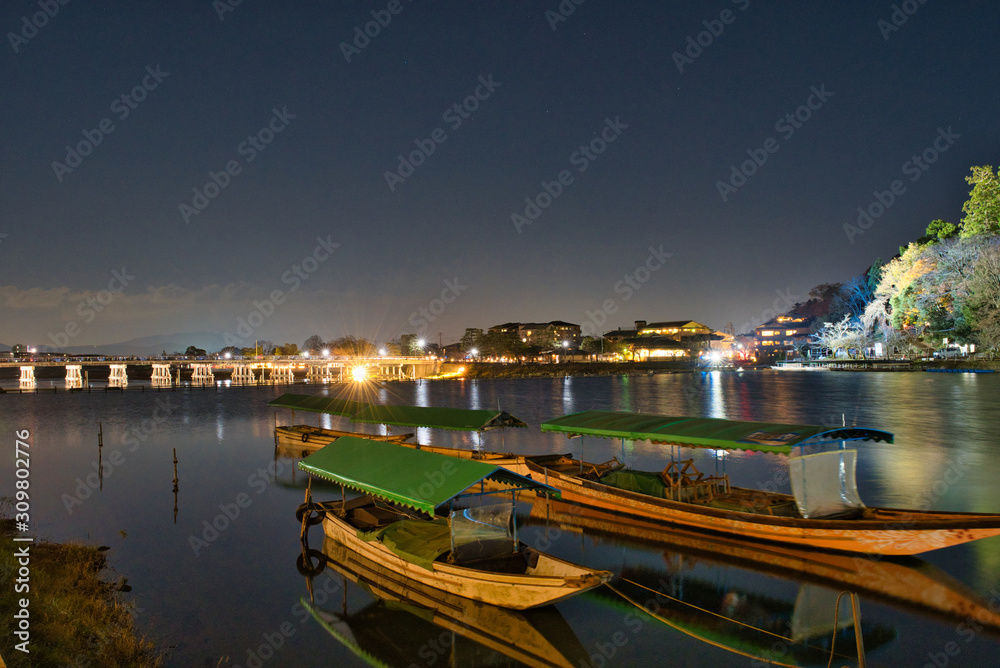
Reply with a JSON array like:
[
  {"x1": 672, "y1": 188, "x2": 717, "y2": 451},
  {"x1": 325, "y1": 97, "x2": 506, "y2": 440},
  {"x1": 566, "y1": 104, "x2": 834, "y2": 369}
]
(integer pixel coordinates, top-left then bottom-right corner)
[
  {"x1": 608, "y1": 578, "x2": 861, "y2": 668},
  {"x1": 618, "y1": 576, "x2": 793, "y2": 642}
]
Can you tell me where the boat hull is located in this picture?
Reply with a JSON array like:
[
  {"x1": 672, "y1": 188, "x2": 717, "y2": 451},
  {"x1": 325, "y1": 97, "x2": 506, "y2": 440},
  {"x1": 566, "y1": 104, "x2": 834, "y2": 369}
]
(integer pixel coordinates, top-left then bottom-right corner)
[
  {"x1": 525, "y1": 459, "x2": 1000, "y2": 555},
  {"x1": 319, "y1": 509, "x2": 609, "y2": 609},
  {"x1": 528, "y1": 496, "x2": 1000, "y2": 633},
  {"x1": 316, "y1": 535, "x2": 589, "y2": 668}
]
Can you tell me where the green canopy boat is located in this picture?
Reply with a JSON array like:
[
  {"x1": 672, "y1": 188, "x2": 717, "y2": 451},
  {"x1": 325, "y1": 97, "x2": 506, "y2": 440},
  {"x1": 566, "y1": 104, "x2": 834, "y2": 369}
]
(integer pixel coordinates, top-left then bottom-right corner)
[
  {"x1": 296, "y1": 437, "x2": 610, "y2": 609},
  {"x1": 525, "y1": 410, "x2": 1000, "y2": 555}
]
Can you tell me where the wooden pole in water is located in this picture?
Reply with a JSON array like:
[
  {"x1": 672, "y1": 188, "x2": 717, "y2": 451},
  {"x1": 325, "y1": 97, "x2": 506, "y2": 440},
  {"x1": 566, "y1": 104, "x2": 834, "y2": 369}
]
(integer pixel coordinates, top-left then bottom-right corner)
[
  {"x1": 172, "y1": 448, "x2": 179, "y2": 523},
  {"x1": 851, "y1": 592, "x2": 867, "y2": 667},
  {"x1": 98, "y1": 422, "x2": 104, "y2": 491}
]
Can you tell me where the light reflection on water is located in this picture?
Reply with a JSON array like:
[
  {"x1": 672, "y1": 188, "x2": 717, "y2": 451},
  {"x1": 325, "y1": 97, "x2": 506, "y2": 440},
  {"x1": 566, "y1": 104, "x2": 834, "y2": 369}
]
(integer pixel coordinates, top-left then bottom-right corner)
[{"x1": 1, "y1": 371, "x2": 999, "y2": 666}]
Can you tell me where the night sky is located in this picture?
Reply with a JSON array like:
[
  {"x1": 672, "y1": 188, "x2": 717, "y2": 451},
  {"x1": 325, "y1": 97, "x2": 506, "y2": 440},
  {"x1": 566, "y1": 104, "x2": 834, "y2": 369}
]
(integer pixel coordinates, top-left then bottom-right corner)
[{"x1": 2, "y1": 1, "x2": 997, "y2": 351}]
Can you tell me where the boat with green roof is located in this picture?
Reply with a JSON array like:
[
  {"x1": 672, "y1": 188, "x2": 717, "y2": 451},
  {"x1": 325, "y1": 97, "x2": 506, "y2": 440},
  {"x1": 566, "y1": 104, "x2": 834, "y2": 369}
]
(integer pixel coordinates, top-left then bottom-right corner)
[{"x1": 295, "y1": 436, "x2": 611, "y2": 609}]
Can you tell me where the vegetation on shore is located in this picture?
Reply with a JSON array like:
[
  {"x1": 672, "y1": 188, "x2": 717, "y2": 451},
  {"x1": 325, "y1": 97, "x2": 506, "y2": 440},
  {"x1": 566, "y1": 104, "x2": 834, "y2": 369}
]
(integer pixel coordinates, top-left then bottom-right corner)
[
  {"x1": 0, "y1": 506, "x2": 161, "y2": 667},
  {"x1": 809, "y1": 165, "x2": 1000, "y2": 357}
]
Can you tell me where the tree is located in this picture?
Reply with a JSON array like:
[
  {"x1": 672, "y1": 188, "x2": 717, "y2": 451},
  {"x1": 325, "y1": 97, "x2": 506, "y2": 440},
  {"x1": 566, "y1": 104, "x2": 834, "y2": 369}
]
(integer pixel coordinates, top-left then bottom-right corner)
[
  {"x1": 926, "y1": 219, "x2": 958, "y2": 241},
  {"x1": 961, "y1": 166, "x2": 1000, "y2": 237},
  {"x1": 276, "y1": 343, "x2": 299, "y2": 356},
  {"x1": 967, "y1": 240, "x2": 1000, "y2": 349},
  {"x1": 460, "y1": 328, "x2": 484, "y2": 352},
  {"x1": 185, "y1": 345, "x2": 207, "y2": 356},
  {"x1": 327, "y1": 336, "x2": 373, "y2": 356},
  {"x1": 479, "y1": 330, "x2": 527, "y2": 358},
  {"x1": 813, "y1": 315, "x2": 867, "y2": 357},
  {"x1": 398, "y1": 333, "x2": 422, "y2": 355},
  {"x1": 302, "y1": 335, "x2": 325, "y2": 354}
]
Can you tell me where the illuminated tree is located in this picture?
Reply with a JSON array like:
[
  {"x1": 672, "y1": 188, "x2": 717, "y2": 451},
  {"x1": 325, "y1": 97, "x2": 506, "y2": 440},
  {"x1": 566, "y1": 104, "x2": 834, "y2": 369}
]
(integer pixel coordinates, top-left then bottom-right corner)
[{"x1": 961, "y1": 165, "x2": 1000, "y2": 237}]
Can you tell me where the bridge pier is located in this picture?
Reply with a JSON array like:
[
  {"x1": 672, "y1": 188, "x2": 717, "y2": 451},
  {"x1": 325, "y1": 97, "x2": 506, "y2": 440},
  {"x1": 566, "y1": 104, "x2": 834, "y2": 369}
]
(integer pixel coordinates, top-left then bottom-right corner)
[
  {"x1": 272, "y1": 364, "x2": 295, "y2": 384},
  {"x1": 65, "y1": 365, "x2": 82, "y2": 388},
  {"x1": 19, "y1": 366, "x2": 35, "y2": 388},
  {"x1": 152, "y1": 363, "x2": 172, "y2": 386},
  {"x1": 108, "y1": 364, "x2": 128, "y2": 388},
  {"x1": 232, "y1": 365, "x2": 255, "y2": 384},
  {"x1": 191, "y1": 364, "x2": 214, "y2": 385}
]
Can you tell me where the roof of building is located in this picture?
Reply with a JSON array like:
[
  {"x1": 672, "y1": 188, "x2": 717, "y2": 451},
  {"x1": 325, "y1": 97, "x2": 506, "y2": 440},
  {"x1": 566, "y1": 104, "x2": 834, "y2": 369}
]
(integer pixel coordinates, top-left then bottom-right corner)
[{"x1": 641, "y1": 320, "x2": 712, "y2": 330}]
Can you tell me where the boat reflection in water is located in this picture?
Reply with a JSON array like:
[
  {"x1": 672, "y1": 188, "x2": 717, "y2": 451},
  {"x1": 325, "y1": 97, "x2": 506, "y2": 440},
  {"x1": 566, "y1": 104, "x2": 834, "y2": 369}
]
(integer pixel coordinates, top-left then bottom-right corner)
[
  {"x1": 528, "y1": 496, "x2": 1000, "y2": 666},
  {"x1": 298, "y1": 535, "x2": 590, "y2": 668}
]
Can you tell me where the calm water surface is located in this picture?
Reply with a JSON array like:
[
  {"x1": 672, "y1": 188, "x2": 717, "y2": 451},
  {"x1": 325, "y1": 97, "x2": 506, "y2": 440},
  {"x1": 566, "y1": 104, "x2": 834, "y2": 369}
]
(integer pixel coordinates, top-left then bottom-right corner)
[{"x1": 2, "y1": 371, "x2": 1000, "y2": 667}]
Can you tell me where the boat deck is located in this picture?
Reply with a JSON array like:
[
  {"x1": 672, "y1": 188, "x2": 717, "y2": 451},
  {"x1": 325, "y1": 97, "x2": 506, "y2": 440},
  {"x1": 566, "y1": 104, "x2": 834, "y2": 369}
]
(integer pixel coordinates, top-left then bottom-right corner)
[
  {"x1": 337, "y1": 497, "x2": 532, "y2": 574},
  {"x1": 536, "y1": 456, "x2": 805, "y2": 518}
]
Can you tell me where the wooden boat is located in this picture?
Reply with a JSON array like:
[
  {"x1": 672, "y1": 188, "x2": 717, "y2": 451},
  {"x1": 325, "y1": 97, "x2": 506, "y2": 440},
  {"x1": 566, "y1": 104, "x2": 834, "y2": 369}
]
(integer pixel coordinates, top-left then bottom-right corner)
[
  {"x1": 296, "y1": 436, "x2": 611, "y2": 610},
  {"x1": 527, "y1": 410, "x2": 1000, "y2": 556},
  {"x1": 271, "y1": 392, "x2": 538, "y2": 475},
  {"x1": 528, "y1": 496, "x2": 1000, "y2": 634},
  {"x1": 276, "y1": 424, "x2": 413, "y2": 451},
  {"x1": 299, "y1": 534, "x2": 590, "y2": 667}
]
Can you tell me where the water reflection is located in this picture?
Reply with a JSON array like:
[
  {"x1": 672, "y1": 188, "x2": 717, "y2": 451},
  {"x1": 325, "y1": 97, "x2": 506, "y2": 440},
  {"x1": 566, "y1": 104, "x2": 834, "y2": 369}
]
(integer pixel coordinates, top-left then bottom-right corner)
[
  {"x1": 5, "y1": 371, "x2": 1000, "y2": 666},
  {"x1": 562, "y1": 376, "x2": 574, "y2": 415},
  {"x1": 299, "y1": 535, "x2": 589, "y2": 667}
]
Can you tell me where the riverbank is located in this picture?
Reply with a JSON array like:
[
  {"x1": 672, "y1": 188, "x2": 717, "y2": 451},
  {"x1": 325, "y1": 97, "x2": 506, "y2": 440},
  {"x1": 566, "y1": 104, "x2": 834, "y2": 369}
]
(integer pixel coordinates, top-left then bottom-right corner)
[
  {"x1": 0, "y1": 510, "x2": 161, "y2": 667},
  {"x1": 442, "y1": 360, "x2": 706, "y2": 378}
]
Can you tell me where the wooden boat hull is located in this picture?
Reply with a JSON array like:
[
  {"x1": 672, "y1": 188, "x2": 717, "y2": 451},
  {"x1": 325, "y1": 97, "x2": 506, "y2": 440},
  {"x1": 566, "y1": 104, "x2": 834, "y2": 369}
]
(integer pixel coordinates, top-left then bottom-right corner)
[
  {"x1": 315, "y1": 535, "x2": 589, "y2": 668},
  {"x1": 529, "y1": 496, "x2": 1000, "y2": 633},
  {"x1": 275, "y1": 425, "x2": 412, "y2": 452},
  {"x1": 277, "y1": 423, "x2": 534, "y2": 476},
  {"x1": 320, "y1": 508, "x2": 610, "y2": 609},
  {"x1": 525, "y1": 459, "x2": 1000, "y2": 556}
]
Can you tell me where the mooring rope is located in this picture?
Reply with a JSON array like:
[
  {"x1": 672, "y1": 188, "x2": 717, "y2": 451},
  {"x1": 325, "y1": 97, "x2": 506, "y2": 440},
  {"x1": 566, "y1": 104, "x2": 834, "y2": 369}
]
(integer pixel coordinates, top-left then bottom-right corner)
[{"x1": 607, "y1": 578, "x2": 860, "y2": 667}]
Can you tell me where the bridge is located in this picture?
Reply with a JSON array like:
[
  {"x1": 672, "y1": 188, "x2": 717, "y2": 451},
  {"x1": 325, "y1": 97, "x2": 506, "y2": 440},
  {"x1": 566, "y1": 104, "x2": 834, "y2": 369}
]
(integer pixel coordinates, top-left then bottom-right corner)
[{"x1": 0, "y1": 356, "x2": 442, "y2": 389}]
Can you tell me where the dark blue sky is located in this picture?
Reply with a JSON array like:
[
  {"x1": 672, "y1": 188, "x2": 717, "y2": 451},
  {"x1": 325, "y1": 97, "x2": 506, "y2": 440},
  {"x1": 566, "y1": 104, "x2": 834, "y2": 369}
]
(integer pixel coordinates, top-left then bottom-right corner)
[{"x1": 2, "y1": 1, "x2": 997, "y2": 349}]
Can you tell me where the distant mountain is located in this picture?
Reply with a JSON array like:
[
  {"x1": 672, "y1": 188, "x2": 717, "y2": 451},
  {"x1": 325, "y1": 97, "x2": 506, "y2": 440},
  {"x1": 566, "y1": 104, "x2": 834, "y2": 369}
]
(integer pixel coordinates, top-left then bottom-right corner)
[
  {"x1": 0, "y1": 344, "x2": 10, "y2": 352},
  {"x1": 34, "y1": 332, "x2": 227, "y2": 356}
]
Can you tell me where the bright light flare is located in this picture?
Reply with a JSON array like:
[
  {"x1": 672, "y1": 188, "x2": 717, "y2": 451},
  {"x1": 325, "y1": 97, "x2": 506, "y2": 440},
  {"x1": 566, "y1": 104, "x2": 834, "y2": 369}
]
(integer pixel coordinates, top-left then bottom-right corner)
[{"x1": 351, "y1": 365, "x2": 368, "y2": 382}]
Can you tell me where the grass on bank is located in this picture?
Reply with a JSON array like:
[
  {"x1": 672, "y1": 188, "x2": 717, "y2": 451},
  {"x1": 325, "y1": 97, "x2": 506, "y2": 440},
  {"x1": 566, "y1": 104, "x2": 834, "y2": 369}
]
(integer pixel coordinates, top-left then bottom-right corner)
[{"x1": 0, "y1": 505, "x2": 161, "y2": 667}]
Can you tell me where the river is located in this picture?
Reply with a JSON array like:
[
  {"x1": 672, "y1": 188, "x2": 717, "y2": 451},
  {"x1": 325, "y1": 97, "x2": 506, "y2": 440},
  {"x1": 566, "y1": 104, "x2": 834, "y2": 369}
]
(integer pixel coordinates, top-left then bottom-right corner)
[{"x1": 2, "y1": 370, "x2": 999, "y2": 667}]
